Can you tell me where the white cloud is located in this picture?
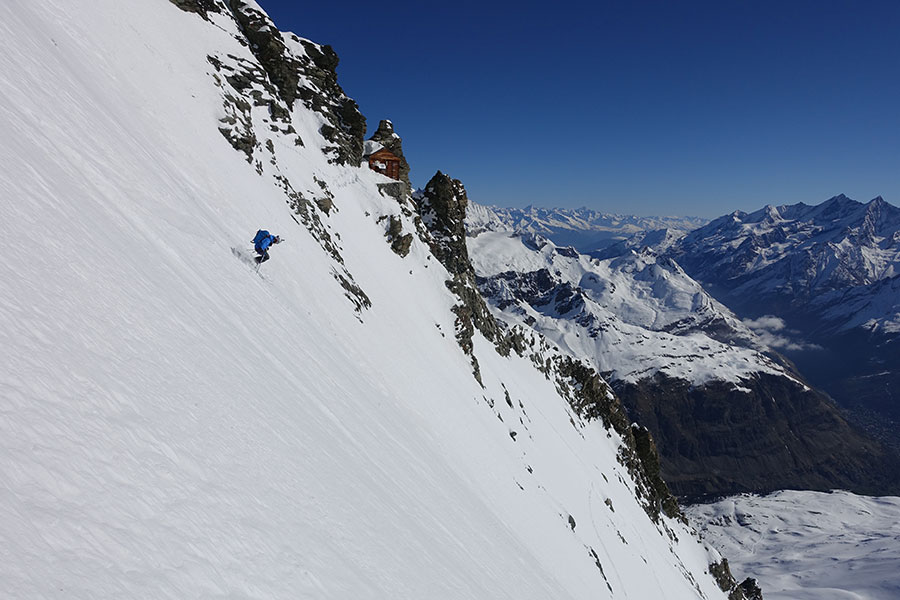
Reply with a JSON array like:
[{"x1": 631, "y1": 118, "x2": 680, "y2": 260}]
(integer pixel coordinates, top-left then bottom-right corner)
[
  {"x1": 743, "y1": 315, "x2": 820, "y2": 351},
  {"x1": 743, "y1": 315, "x2": 786, "y2": 331}
]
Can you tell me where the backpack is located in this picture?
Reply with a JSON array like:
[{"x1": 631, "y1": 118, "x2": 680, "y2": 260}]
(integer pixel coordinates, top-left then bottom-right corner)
[{"x1": 253, "y1": 230, "x2": 269, "y2": 249}]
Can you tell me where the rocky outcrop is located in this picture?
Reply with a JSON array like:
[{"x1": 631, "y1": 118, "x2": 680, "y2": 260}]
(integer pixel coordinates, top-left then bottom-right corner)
[
  {"x1": 418, "y1": 172, "x2": 479, "y2": 277},
  {"x1": 417, "y1": 172, "x2": 500, "y2": 382},
  {"x1": 188, "y1": 1, "x2": 366, "y2": 166},
  {"x1": 368, "y1": 119, "x2": 411, "y2": 195},
  {"x1": 555, "y1": 356, "x2": 681, "y2": 522},
  {"x1": 169, "y1": 0, "x2": 222, "y2": 20},
  {"x1": 174, "y1": 0, "x2": 366, "y2": 165},
  {"x1": 293, "y1": 39, "x2": 366, "y2": 165},
  {"x1": 385, "y1": 215, "x2": 413, "y2": 257},
  {"x1": 710, "y1": 558, "x2": 763, "y2": 600},
  {"x1": 613, "y1": 372, "x2": 900, "y2": 499},
  {"x1": 226, "y1": 1, "x2": 303, "y2": 107}
]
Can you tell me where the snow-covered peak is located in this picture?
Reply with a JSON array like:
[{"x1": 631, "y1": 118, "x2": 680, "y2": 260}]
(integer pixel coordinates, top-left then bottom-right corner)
[
  {"x1": 672, "y1": 194, "x2": 900, "y2": 332},
  {"x1": 470, "y1": 231, "x2": 787, "y2": 386}
]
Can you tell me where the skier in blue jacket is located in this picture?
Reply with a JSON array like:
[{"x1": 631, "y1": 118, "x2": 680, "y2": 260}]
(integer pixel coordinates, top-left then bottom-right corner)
[{"x1": 252, "y1": 229, "x2": 281, "y2": 264}]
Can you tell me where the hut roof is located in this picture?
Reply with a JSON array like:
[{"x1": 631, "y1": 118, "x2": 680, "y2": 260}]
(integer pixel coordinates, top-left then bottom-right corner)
[
  {"x1": 362, "y1": 140, "x2": 383, "y2": 157},
  {"x1": 367, "y1": 147, "x2": 400, "y2": 161}
]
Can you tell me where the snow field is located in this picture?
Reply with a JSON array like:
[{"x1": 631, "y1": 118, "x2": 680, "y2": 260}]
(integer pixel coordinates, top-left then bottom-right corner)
[{"x1": 688, "y1": 490, "x2": 900, "y2": 600}]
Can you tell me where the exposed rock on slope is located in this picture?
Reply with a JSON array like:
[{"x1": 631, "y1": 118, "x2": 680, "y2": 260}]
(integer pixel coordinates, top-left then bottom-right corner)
[
  {"x1": 183, "y1": 0, "x2": 367, "y2": 166},
  {"x1": 170, "y1": 0, "x2": 222, "y2": 19},
  {"x1": 613, "y1": 372, "x2": 898, "y2": 498},
  {"x1": 417, "y1": 171, "x2": 499, "y2": 380}
]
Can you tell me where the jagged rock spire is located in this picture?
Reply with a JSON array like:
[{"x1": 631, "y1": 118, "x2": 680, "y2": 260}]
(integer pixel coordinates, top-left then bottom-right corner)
[{"x1": 418, "y1": 171, "x2": 471, "y2": 275}]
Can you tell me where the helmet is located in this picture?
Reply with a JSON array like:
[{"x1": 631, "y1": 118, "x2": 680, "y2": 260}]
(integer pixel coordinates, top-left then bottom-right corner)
[{"x1": 274, "y1": 236, "x2": 281, "y2": 243}]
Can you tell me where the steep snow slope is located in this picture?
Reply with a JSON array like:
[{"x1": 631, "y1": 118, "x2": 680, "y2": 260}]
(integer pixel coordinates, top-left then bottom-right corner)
[
  {"x1": 688, "y1": 491, "x2": 900, "y2": 600},
  {"x1": 467, "y1": 202, "x2": 706, "y2": 252},
  {"x1": 468, "y1": 230, "x2": 900, "y2": 498},
  {"x1": 0, "y1": 1, "x2": 731, "y2": 598}
]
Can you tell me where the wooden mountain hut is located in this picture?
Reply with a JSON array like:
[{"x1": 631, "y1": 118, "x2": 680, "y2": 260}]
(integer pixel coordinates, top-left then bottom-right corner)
[{"x1": 366, "y1": 147, "x2": 402, "y2": 180}]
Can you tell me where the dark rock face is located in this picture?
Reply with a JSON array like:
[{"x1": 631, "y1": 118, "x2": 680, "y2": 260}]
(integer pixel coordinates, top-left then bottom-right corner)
[
  {"x1": 735, "y1": 578, "x2": 764, "y2": 600},
  {"x1": 224, "y1": 1, "x2": 365, "y2": 165},
  {"x1": 296, "y1": 40, "x2": 366, "y2": 165},
  {"x1": 385, "y1": 215, "x2": 413, "y2": 257},
  {"x1": 417, "y1": 172, "x2": 499, "y2": 381},
  {"x1": 418, "y1": 172, "x2": 472, "y2": 276},
  {"x1": 631, "y1": 424, "x2": 680, "y2": 520},
  {"x1": 169, "y1": 0, "x2": 222, "y2": 20},
  {"x1": 227, "y1": 1, "x2": 301, "y2": 106},
  {"x1": 709, "y1": 558, "x2": 764, "y2": 600},
  {"x1": 792, "y1": 327, "x2": 900, "y2": 451},
  {"x1": 368, "y1": 119, "x2": 411, "y2": 194},
  {"x1": 613, "y1": 372, "x2": 900, "y2": 499}
]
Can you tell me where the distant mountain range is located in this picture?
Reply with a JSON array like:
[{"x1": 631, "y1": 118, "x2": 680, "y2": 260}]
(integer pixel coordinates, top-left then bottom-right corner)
[
  {"x1": 664, "y1": 195, "x2": 900, "y2": 448},
  {"x1": 477, "y1": 195, "x2": 900, "y2": 451},
  {"x1": 670, "y1": 194, "x2": 900, "y2": 335},
  {"x1": 466, "y1": 213, "x2": 899, "y2": 498},
  {"x1": 466, "y1": 203, "x2": 707, "y2": 251}
]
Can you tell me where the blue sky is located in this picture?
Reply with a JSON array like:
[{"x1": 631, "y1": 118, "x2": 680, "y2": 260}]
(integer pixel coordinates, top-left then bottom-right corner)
[{"x1": 259, "y1": 0, "x2": 899, "y2": 217}]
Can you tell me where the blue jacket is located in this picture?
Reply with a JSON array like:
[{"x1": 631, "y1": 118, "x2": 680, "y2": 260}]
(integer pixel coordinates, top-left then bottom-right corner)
[{"x1": 253, "y1": 230, "x2": 278, "y2": 253}]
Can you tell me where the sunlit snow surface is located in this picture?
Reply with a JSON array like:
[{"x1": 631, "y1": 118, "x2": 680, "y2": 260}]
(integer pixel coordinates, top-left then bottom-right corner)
[
  {"x1": 0, "y1": 1, "x2": 727, "y2": 598},
  {"x1": 687, "y1": 490, "x2": 900, "y2": 600}
]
